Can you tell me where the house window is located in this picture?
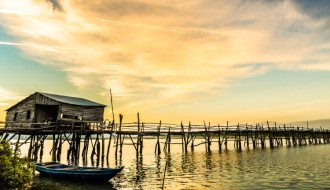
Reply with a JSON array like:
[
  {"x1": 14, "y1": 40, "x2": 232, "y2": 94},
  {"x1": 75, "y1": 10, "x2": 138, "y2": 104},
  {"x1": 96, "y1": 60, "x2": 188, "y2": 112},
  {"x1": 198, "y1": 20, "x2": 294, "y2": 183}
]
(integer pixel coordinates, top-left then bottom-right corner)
[
  {"x1": 62, "y1": 114, "x2": 79, "y2": 120},
  {"x1": 26, "y1": 110, "x2": 31, "y2": 120},
  {"x1": 13, "y1": 112, "x2": 18, "y2": 121}
]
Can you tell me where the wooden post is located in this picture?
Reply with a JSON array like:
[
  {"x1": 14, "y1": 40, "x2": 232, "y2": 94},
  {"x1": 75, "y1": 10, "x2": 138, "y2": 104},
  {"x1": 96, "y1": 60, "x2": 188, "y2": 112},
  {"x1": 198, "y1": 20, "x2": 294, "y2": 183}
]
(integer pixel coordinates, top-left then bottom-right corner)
[
  {"x1": 89, "y1": 135, "x2": 96, "y2": 164},
  {"x1": 298, "y1": 127, "x2": 302, "y2": 146},
  {"x1": 292, "y1": 127, "x2": 297, "y2": 146},
  {"x1": 181, "y1": 122, "x2": 187, "y2": 153},
  {"x1": 190, "y1": 133, "x2": 196, "y2": 151},
  {"x1": 106, "y1": 121, "x2": 113, "y2": 160},
  {"x1": 260, "y1": 125, "x2": 265, "y2": 148},
  {"x1": 168, "y1": 127, "x2": 171, "y2": 153},
  {"x1": 225, "y1": 121, "x2": 228, "y2": 150},
  {"x1": 252, "y1": 124, "x2": 256, "y2": 149},
  {"x1": 181, "y1": 122, "x2": 184, "y2": 152},
  {"x1": 76, "y1": 134, "x2": 81, "y2": 165},
  {"x1": 136, "y1": 113, "x2": 140, "y2": 157},
  {"x1": 158, "y1": 120, "x2": 161, "y2": 154},
  {"x1": 245, "y1": 123, "x2": 249, "y2": 149},
  {"x1": 187, "y1": 122, "x2": 192, "y2": 150},
  {"x1": 101, "y1": 133, "x2": 105, "y2": 165},
  {"x1": 115, "y1": 114, "x2": 123, "y2": 157},
  {"x1": 57, "y1": 134, "x2": 62, "y2": 162},
  {"x1": 39, "y1": 137, "x2": 45, "y2": 162},
  {"x1": 139, "y1": 123, "x2": 144, "y2": 155},
  {"x1": 96, "y1": 139, "x2": 100, "y2": 166},
  {"x1": 110, "y1": 88, "x2": 115, "y2": 124},
  {"x1": 53, "y1": 134, "x2": 59, "y2": 161},
  {"x1": 52, "y1": 134, "x2": 56, "y2": 161},
  {"x1": 208, "y1": 122, "x2": 211, "y2": 152},
  {"x1": 92, "y1": 134, "x2": 99, "y2": 165},
  {"x1": 217, "y1": 124, "x2": 221, "y2": 151},
  {"x1": 237, "y1": 123, "x2": 241, "y2": 151},
  {"x1": 14, "y1": 134, "x2": 21, "y2": 154},
  {"x1": 267, "y1": 121, "x2": 274, "y2": 149},
  {"x1": 120, "y1": 128, "x2": 125, "y2": 156},
  {"x1": 82, "y1": 134, "x2": 90, "y2": 165},
  {"x1": 155, "y1": 120, "x2": 161, "y2": 155},
  {"x1": 32, "y1": 135, "x2": 39, "y2": 161}
]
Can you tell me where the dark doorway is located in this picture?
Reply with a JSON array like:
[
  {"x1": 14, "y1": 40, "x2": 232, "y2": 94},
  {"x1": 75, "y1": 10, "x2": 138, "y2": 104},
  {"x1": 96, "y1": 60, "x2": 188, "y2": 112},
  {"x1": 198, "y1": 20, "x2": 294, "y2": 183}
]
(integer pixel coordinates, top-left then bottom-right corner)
[{"x1": 35, "y1": 104, "x2": 59, "y2": 122}]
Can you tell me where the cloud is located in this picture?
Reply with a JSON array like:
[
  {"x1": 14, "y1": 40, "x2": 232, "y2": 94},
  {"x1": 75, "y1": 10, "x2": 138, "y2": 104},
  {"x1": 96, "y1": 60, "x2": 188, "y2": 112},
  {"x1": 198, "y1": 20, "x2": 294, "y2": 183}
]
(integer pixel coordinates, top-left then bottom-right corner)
[
  {"x1": 0, "y1": 87, "x2": 22, "y2": 106},
  {"x1": 47, "y1": 0, "x2": 63, "y2": 11},
  {"x1": 0, "y1": 0, "x2": 330, "y2": 111}
]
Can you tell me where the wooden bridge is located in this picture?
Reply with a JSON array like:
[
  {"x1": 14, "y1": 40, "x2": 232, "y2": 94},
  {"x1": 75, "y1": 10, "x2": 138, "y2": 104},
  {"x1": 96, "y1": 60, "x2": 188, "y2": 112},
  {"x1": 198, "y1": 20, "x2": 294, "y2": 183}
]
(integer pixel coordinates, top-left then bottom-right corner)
[{"x1": 0, "y1": 113, "x2": 330, "y2": 166}]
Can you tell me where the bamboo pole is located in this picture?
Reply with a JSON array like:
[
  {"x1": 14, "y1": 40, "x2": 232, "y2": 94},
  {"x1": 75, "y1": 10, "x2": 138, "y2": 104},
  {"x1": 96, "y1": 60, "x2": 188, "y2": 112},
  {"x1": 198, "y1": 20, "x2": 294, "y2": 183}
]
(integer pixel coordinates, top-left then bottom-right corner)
[
  {"x1": 137, "y1": 113, "x2": 140, "y2": 157},
  {"x1": 110, "y1": 89, "x2": 115, "y2": 125},
  {"x1": 57, "y1": 134, "x2": 62, "y2": 161},
  {"x1": 217, "y1": 124, "x2": 221, "y2": 151},
  {"x1": 168, "y1": 127, "x2": 171, "y2": 153},
  {"x1": 139, "y1": 123, "x2": 144, "y2": 154},
  {"x1": 155, "y1": 120, "x2": 161, "y2": 155},
  {"x1": 101, "y1": 133, "x2": 105, "y2": 165},
  {"x1": 106, "y1": 121, "x2": 113, "y2": 160},
  {"x1": 119, "y1": 114, "x2": 123, "y2": 155},
  {"x1": 237, "y1": 123, "x2": 241, "y2": 151}
]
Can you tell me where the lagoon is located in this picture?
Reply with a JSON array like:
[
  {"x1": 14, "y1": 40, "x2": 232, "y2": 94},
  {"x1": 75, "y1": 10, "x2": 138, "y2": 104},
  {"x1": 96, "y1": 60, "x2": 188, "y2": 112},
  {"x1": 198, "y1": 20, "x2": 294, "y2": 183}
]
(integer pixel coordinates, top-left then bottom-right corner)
[{"x1": 16, "y1": 138, "x2": 330, "y2": 189}]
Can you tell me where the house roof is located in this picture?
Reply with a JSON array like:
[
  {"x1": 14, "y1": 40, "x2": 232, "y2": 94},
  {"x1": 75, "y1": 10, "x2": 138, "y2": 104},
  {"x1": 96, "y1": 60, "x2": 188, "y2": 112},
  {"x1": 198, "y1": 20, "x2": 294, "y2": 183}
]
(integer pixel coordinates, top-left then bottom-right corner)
[{"x1": 39, "y1": 92, "x2": 106, "y2": 107}]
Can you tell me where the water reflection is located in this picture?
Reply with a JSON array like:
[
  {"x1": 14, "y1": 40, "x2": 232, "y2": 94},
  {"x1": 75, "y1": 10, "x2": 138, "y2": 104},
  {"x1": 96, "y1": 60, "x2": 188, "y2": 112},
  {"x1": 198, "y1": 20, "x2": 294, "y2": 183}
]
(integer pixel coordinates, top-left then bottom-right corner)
[{"x1": 31, "y1": 175, "x2": 116, "y2": 190}]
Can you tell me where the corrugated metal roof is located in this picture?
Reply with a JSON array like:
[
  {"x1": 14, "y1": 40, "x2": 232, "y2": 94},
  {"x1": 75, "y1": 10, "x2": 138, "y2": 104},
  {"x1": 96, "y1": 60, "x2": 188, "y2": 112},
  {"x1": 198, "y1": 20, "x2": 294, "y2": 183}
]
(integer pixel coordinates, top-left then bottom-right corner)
[{"x1": 39, "y1": 92, "x2": 106, "y2": 107}]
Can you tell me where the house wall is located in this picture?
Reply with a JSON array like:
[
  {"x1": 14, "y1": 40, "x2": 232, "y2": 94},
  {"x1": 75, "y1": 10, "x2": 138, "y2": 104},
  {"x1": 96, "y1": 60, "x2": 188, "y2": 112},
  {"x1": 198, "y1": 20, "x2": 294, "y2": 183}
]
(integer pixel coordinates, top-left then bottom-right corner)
[
  {"x1": 82, "y1": 106, "x2": 104, "y2": 121},
  {"x1": 60, "y1": 104, "x2": 104, "y2": 121},
  {"x1": 5, "y1": 95, "x2": 36, "y2": 125}
]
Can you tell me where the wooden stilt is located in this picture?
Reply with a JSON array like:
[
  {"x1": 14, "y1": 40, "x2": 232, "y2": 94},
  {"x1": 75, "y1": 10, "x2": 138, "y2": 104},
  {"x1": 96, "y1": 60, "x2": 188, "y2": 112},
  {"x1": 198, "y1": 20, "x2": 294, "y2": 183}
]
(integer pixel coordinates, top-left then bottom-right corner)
[
  {"x1": 28, "y1": 135, "x2": 34, "y2": 160},
  {"x1": 168, "y1": 127, "x2": 171, "y2": 153},
  {"x1": 14, "y1": 134, "x2": 21, "y2": 154},
  {"x1": 136, "y1": 113, "x2": 140, "y2": 157},
  {"x1": 139, "y1": 123, "x2": 144, "y2": 155},
  {"x1": 57, "y1": 134, "x2": 62, "y2": 161},
  {"x1": 237, "y1": 123, "x2": 241, "y2": 151},
  {"x1": 155, "y1": 120, "x2": 161, "y2": 155},
  {"x1": 101, "y1": 133, "x2": 105, "y2": 165},
  {"x1": 106, "y1": 121, "x2": 113, "y2": 160},
  {"x1": 181, "y1": 122, "x2": 187, "y2": 153},
  {"x1": 245, "y1": 123, "x2": 249, "y2": 149},
  {"x1": 119, "y1": 114, "x2": 124, "y2": 155}
]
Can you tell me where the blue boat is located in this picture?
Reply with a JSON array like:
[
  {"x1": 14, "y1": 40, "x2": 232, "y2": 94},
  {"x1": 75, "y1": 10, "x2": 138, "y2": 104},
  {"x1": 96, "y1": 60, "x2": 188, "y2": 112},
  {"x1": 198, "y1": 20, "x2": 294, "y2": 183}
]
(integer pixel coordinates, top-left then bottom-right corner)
[{"x1": 35, "y1": 162, "x2": 124, "y2": 181}]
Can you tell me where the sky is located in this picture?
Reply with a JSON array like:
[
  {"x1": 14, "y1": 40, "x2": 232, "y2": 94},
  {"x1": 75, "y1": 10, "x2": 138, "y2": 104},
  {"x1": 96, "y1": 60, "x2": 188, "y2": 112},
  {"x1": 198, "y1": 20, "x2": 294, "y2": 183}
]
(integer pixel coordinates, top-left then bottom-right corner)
[{"x1": 1, "y1": 0, "x2": 330, "y2": 125}]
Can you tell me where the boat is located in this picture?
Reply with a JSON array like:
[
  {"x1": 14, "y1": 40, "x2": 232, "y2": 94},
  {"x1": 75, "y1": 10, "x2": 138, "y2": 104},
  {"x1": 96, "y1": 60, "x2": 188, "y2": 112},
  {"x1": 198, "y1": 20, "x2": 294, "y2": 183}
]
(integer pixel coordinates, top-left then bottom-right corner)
[{"x1": 35, "y1": 162, "x2": 124, "y2": 181}]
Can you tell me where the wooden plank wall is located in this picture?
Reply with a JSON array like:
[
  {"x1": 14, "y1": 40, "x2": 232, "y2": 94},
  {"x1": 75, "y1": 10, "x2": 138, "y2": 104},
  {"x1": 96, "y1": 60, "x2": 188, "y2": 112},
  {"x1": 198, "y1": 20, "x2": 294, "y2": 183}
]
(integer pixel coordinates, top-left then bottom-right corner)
[
  {"x1": 60, "y1": 104, "x2": 104, "y2": 121},
  {"x1": 5, "y1": 95, "x2": 36, "y2": 126}
]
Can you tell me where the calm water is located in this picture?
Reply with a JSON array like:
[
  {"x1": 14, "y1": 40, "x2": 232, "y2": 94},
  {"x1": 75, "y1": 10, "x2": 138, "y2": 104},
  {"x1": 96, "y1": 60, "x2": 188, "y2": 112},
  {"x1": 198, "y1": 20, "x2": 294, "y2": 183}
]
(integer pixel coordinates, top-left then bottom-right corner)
[{"x1": 17, "y1": 138, "x2": 330, "y2": 190}]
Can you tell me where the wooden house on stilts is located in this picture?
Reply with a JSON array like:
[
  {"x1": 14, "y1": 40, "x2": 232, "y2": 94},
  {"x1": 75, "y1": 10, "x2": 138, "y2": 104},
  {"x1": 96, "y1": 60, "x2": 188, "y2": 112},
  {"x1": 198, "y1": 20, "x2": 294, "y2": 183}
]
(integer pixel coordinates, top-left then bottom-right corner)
[{"x1": 5, "y1": 92, "x2": 106, "y2": 128}]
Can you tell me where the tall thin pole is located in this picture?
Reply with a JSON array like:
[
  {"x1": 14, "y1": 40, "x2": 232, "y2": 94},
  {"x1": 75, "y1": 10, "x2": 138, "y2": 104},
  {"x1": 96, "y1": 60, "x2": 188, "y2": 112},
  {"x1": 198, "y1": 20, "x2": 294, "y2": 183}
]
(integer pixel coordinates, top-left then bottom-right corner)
[
  {"x1": 110, "y1": 89, "x2": 115, "y2": 123},
  {"x1": 162, "y1": 159, "x2": 168, "y2": 190}
]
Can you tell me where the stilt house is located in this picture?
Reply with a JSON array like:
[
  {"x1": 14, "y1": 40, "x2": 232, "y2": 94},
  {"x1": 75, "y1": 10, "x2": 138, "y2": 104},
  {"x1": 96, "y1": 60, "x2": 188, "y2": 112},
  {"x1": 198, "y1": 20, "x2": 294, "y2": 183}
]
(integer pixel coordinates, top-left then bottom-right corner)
[{"x1": 5, "y1": 92, "x2": 106, "y2": 128}]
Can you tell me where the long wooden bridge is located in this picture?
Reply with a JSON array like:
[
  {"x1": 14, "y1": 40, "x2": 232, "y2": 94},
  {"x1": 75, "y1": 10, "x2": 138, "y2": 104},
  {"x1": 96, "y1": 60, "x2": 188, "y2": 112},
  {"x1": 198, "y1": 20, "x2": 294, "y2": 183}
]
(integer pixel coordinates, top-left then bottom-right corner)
[{"x1": 0, "y1": 113, "x2": 329, "y2": 166}]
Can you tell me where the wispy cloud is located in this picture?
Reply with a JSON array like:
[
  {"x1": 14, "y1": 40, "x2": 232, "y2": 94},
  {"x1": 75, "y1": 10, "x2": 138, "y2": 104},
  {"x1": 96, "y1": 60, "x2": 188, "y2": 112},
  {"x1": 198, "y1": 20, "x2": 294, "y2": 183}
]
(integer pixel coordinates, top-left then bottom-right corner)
[
  {"x1": 0, "y1": 0, "x2": 330, "y2": 112},
  {"x1": 0, "y1": 87, "x2": 22, "y2": 106}
]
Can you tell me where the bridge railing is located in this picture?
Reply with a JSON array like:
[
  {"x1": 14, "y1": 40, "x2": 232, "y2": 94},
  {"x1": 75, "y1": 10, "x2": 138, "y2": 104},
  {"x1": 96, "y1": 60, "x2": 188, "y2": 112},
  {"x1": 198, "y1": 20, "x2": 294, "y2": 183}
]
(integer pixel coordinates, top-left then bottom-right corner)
[
  {"x1": 112, "y1": 122, "x2": 326, "y2": 134},
  {"x1": 1, "y1": 120, "x2": 328, "y2": 134}
]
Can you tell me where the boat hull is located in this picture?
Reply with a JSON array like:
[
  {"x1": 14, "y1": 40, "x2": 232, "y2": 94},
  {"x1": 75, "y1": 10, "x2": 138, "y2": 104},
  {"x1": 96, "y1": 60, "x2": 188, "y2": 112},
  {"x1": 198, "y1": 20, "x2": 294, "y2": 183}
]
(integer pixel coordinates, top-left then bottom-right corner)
[{"x1": 35, "y1": 162, "x2": 123, "y2": 181}]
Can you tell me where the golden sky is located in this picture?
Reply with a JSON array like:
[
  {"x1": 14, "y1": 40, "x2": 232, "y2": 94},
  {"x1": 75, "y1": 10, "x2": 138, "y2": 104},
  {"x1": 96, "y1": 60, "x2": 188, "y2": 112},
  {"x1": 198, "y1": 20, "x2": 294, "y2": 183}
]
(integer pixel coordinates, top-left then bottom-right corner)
[{"x1": 1, "y1": 0, "x2": 330, "y2": 124}]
